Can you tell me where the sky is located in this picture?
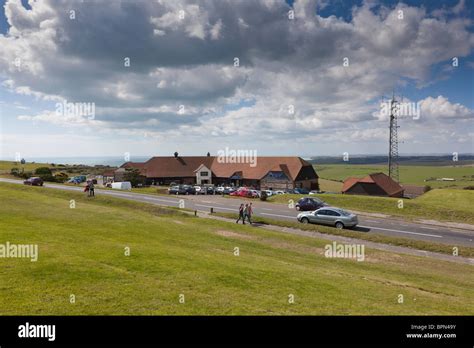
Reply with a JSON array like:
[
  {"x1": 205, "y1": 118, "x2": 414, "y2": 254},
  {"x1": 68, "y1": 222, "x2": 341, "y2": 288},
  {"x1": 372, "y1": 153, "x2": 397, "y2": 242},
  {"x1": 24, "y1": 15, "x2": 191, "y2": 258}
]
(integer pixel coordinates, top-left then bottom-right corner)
[{"x1": 0, "y1": 0, "x2": 473, "y2": 161}]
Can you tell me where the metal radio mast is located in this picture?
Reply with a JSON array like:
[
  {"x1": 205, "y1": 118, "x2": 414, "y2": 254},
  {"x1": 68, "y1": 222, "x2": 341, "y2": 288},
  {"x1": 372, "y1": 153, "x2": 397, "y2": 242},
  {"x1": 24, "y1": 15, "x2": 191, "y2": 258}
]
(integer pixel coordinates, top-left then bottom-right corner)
[{"x1": 388, "y1": 95, "x2": 400, "y2": 182}]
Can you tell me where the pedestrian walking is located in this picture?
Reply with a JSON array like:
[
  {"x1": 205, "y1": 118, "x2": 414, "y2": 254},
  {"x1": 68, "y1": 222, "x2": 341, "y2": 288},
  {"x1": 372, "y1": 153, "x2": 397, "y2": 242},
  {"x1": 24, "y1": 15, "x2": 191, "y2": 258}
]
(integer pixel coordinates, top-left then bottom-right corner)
[
  {"x1": 89, "y1": 180, "x2": 95, "y2": 197},
  {"x1": 243, "y1": 203, "x2": 249, "y2": 224},
  {"x1": 246, "y1": 202, "x2": 253, "y2": 224},
  {"x1": 236, "y1": 203, "x2": 245, "y2": 224}
]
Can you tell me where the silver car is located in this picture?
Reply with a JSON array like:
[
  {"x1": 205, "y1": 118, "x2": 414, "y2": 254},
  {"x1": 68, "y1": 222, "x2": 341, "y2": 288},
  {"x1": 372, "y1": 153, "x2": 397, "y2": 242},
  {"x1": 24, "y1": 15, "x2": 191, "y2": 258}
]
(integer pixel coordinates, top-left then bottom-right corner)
[{"x1": 297, "y1": 207, "x2": 358, "y2": 229}]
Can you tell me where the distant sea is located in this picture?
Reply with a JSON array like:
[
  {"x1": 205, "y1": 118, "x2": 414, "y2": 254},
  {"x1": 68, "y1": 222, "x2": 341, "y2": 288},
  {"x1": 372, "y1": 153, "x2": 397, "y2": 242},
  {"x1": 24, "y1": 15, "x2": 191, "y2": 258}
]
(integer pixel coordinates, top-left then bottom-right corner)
[{"x1": 2, "y1": 156, "x2": 151, "y2": 167}]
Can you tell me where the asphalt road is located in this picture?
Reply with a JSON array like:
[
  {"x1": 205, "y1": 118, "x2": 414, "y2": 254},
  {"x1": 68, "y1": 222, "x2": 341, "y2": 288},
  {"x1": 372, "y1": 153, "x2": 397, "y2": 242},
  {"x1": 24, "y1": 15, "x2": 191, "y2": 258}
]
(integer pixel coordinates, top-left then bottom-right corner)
[{"x1": 1, "y1": 178, "x2": 473, "y2": 247}]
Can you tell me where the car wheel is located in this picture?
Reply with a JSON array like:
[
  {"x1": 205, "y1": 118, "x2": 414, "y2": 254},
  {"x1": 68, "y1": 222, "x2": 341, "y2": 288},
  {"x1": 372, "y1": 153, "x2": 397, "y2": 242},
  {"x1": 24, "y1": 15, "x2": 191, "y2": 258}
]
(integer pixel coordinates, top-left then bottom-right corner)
[
  {"x1": 335, "y1": 222, "x2": 344, "y2": 229},
  {"x1": 301, "y1": 217, "x2": 309, "y2": 224}
]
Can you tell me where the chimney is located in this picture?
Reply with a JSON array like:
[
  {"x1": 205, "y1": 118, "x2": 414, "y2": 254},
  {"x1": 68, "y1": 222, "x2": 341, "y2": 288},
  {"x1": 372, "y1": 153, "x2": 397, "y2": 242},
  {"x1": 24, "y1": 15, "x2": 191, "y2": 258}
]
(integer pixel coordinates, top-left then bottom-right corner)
[
  {"x1": 174, "y1": 152, "x2": 179, "y2": 158},
  {"x1": 207, "y1": 152, "x2": 210, "y2": 157}
]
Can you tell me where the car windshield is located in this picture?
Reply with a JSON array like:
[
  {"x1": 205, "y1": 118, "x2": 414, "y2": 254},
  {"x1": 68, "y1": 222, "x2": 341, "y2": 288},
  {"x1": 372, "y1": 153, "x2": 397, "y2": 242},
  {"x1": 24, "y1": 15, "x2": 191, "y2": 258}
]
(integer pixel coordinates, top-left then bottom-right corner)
[
  {"x1": 309, "y1": 198, "x2": 322, "y2": 203},
  {"x1": 338, "y1": 209, "x2": 351, "y2": 216}
]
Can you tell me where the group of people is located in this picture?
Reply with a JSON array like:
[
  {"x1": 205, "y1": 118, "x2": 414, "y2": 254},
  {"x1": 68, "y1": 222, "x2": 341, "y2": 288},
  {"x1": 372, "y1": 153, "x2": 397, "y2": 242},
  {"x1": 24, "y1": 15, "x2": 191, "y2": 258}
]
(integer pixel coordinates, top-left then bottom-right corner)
[
  {"x1": 236, "y1": 203, "x2": 253, "y2": 225},
  {"x1": 84, "y1": 180, "x2": 95, "y2": 197}
]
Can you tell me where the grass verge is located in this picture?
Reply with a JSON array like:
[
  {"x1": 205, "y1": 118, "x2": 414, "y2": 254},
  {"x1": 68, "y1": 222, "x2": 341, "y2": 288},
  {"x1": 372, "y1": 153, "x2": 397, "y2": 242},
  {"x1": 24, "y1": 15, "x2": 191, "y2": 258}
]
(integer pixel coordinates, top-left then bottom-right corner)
[{"x1": 211, "y1": 212, "x2": 474, "y2": 258}]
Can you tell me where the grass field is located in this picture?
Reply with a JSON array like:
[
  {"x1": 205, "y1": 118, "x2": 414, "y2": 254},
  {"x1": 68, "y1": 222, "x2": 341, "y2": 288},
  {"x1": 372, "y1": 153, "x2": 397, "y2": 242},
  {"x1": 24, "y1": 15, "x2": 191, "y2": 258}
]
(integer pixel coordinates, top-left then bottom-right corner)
[
  {"x1": 0, "y1": 182, "x2": 473, "y2": 315},
  {"x1": 267, "y1": 189, "x2": 474, "y2": 224},
  {"x1": 0, "y1": 160, "x2": 52, "y2": 174},
  {"x1": 315, "y1": 164, "x2": 474, "y2": 189}
]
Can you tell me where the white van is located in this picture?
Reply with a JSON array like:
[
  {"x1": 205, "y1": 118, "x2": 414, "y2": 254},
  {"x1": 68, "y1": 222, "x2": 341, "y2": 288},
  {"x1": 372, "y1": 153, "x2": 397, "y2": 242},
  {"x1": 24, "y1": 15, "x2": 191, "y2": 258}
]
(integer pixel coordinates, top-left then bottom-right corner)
[{"x1": 111, "y1": 181, "x2": 132, "y2": 190}]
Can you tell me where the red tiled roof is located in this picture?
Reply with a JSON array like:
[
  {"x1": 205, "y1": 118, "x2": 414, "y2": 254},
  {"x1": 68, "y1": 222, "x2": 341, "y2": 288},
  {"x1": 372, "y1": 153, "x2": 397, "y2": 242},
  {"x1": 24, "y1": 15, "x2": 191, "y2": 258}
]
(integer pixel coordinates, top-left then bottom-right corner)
[
  {"x1": 342, "y1": 172, "x2": 403, "y2": 196},
  {"x1": 210, "y1": 156, "x2": 312, "y2": 180},
  {"x1": 121, "y1": 156, "x2": 316, "y2": 181},
  {"x1": 341, "y1": 177, "x2": 359, "y2": 192},
  {"x1": 120, "y1": 162, "x2": 147, "y2": 175}
]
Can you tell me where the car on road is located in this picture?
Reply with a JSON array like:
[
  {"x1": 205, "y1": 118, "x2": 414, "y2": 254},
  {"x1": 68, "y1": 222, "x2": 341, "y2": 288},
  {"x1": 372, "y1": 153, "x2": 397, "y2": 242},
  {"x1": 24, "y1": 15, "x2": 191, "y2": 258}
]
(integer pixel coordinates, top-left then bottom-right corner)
[
  {"x1": 23, "y1": 177, "x2": 43, "y2": 186},
  {"x1": 297, "y1": 207, "x2": 358, "y2": 229},
  {"x1": 295, "y1": 197, "x2": 326, "y2": 211}
]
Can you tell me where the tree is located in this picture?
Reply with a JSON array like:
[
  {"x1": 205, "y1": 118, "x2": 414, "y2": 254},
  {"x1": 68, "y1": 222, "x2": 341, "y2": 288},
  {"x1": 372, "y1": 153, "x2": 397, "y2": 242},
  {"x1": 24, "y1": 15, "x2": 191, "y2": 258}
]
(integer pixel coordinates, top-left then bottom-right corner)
[
  {"x1": 123, "y1": 168, "x2": 144, "y2": 187},
  {"x1": 34, "y1": 167, "x2": 54, "y2": 182}
]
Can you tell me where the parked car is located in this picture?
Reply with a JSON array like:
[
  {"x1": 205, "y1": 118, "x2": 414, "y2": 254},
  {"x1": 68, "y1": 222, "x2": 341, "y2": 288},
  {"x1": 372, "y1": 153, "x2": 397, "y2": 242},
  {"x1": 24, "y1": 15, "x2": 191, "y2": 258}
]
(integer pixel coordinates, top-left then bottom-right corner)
[
  {"x1": 229, "y1": 187, "x2": 257, "y2": 198},
  {"x1": 249, "y1": 189, "x2": 260, "y2": 198},
  {"x1": 274, "y1": 190, "x2": 285, "y2": 195},
  {"x1": 297, "y1": 207, "x2": 358, "y2": 229},
  {"x1": 295, "y1": 197, "x2": 326, "y2": 211},
  {"x1": 168, "y1": 185, "x2": 185, "y2": 195},
  {"x1": 111, "y1": 181, "x2": 132, "y2": 190},
  {"x1": 194, "y1": 185, "x2": 205, "y2": 194},
  {"x1": 294, "y1": 188, "x2": 310, "y2": 194},
  {"x1": 216, "y1": 186, "x2": 225, "y2": 193},
  {"x1": 263, "y1": 190, "x2": 273, "y2": 196},
  {"x1": 183, "y1": 185, "x2": 196, "y2": 195},
  {"x1": 23, "y1": 177, "x2": 43, "y2": 186},
  {"x1": 205, "y1": 186, "x2": 215, "y2": 194}
]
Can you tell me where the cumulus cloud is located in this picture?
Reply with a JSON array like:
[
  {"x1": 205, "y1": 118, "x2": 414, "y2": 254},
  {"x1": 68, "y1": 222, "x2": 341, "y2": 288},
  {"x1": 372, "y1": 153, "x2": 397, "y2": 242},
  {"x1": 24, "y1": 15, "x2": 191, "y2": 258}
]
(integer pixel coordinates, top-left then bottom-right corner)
[{"x1": 1, "y1": 0, "x2": 473, "y2": 153}]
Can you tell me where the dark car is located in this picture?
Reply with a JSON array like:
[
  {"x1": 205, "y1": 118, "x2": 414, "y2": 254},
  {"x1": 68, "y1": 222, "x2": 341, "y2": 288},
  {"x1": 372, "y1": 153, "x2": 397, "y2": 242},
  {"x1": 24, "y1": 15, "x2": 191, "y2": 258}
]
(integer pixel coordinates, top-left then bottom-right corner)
[
  {"x1": 23, "y1": 177, "x2": 44, "y2": 186},
  {"x1": 182, "y1": 185, "x2": 196, "y2": 195},
  {"x1": 205, "y1": 186, "x2": 215, "y2": 195},
  {"x1": 295, "y1": 197, "x2": 326, "y2": 211}
]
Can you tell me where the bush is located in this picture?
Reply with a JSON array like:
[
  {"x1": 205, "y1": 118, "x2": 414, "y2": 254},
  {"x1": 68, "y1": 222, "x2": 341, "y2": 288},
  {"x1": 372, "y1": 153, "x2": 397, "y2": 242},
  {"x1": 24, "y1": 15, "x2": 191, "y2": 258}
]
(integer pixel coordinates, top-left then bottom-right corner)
[
  {"x1": 35, "y1": 167, "x2": 52, "y2": 175},
  {"x1": 463, "y1": 186, "x2": 474, "y2": 190},
  {"x1": 260, "y1": 191, "x2": 268, "y2": 201},
  {"x1": 423, "y1": 185, "x2": 432, "y2": 192},
  {"x1": 19, "y1": 171, "x2": 33, "y2": 179},
  {"x1": 10, "y1": 168, "x2": 20, "y2": 176}
]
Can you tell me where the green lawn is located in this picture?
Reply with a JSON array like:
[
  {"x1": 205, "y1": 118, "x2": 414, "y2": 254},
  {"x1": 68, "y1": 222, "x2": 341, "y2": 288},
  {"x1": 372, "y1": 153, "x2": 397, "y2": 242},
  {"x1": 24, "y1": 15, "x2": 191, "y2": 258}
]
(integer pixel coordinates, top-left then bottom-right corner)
[
  {"x1": 268, "y1": 189, "x2": 474, "y2": 224},
  {"x1": 0, "y1": 182, "x2": 473, "y2": 315},
  {"x1": 315, "y1": 164, "x2": 474, "y2": 189}
]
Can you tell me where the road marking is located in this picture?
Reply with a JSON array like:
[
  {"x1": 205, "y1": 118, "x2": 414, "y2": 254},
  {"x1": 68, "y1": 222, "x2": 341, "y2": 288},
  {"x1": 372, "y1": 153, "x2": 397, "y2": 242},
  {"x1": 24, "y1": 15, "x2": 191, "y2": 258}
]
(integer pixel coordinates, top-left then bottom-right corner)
[
  {"x1": 261, "y1": 208, "x2": 274, "y2": 211},
  {"x1": 261, "y1": 212, "x2": 294, "y2": 219},
  {"x1": 359, "y1": 225, "x2": 443, "y2": 238},
  {"x1": 420, "y1": 226, "x2": 439, "y2": 230},
  {"x1": 195, "y1": 204, "x2": 235, "y2": 211}
]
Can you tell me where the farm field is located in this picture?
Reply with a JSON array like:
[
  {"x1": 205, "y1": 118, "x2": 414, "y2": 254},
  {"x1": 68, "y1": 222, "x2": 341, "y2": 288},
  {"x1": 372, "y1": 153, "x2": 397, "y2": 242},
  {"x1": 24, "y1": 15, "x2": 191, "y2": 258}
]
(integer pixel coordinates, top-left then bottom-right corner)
[
  {"x1": 314, "y1": 164, "x2": 474, "y2": 189},
  {"x1": 0, "y1": 182, "x2": 473, "y2": 315}
]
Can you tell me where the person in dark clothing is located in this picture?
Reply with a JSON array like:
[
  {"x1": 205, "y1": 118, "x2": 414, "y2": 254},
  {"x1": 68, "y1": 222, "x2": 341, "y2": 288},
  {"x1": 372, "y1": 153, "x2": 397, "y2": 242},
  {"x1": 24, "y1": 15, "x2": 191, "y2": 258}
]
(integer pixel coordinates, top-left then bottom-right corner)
[
  {"x1": 236, "y1": 203, "x2": 245, "y2": 224},
  {"x1": 89, "y1": 181, "x2": 95, "y2": 197}
]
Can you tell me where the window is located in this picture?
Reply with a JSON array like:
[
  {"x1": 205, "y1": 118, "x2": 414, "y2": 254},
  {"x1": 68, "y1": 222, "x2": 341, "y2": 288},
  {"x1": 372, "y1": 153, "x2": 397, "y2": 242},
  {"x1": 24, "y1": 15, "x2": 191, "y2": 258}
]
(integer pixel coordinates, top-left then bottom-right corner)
[
  {"x1": 200, "y1": 171, "x2": 209, "y2": 176},
  {"x1": 328, "y1": 210, "x2": 340, "y2": 216},
  {"x1": 317, "y1": 210, "x2": 328, "y2": 215}
]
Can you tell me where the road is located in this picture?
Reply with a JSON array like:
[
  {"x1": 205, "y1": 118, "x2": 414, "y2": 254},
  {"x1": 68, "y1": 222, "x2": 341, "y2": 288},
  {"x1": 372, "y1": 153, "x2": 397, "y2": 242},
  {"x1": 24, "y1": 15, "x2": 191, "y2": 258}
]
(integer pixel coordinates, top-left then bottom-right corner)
[{"x1": 1, "y1": 178, "x2": 473, "y2": 247}]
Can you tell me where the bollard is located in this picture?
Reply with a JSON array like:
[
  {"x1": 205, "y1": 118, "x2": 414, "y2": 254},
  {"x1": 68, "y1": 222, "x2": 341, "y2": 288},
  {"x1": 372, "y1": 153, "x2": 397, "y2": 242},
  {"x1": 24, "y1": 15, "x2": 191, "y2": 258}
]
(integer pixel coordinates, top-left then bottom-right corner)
[
  {"x1": 210, "y1": 207, "x2": 214, "y2": 214},
  {"x1": 194, "y1": 210, "x2": 197, "y2": 216}
]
